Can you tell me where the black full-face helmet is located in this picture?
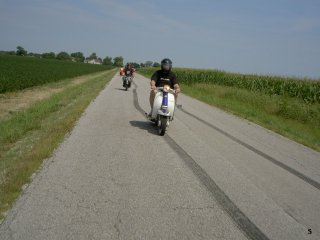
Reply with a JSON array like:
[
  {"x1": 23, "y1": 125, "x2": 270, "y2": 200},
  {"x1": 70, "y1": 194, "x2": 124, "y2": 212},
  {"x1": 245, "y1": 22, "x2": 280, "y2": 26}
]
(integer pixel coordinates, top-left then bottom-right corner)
[{"x1": 161, "y1": 58, "x2": 172, "y2": 72}]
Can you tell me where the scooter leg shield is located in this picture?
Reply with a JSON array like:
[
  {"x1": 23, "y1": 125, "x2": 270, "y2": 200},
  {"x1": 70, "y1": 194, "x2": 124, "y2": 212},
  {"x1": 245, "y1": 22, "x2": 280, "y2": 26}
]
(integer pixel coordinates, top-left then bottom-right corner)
[
  {"x1": 168, "y1": 93, "x2": 175, "y2": 117},
  {"x1": 152, "y1": 92, "x2": 163, "y2": 119}
]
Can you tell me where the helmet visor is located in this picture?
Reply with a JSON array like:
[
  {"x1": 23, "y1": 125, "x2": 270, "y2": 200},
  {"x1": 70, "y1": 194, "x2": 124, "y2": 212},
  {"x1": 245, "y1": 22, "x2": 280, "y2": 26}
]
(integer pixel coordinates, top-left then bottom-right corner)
[{"x1": 162, "y1": 63, "x2": 171, "y2": 71}]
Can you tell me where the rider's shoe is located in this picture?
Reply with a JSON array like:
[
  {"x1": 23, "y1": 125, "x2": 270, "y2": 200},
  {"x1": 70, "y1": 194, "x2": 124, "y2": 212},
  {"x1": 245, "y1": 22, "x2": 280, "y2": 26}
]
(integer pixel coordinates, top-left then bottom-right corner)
[{"x1": 147, "y1": 109, "x2": 153, "y2": 119}]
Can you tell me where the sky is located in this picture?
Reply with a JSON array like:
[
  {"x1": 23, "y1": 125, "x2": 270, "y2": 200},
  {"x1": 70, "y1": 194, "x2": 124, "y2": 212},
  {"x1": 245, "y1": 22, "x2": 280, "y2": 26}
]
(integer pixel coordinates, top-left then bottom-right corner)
[{"x1": 1, "y1": 0, "x2": 320, "y2": 78}]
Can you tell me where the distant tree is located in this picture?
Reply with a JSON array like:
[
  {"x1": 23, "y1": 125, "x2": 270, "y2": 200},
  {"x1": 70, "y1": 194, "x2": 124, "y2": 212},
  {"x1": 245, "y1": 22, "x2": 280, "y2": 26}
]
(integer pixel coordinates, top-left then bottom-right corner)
[
  {"x1": 33, "y1": 53, "x2": 41, "y2": 58},
  {"x1": 70, "y1": 52, "x2": 85, "y2": 62},
  {"x1": 145, "y1": 61, "x2": 153, "y2": 67},
  {"x1": 27, "y1": 52, "x2": 34, "y2": 57},
  {"x1": 88, "y1": 52, "x2": 97, "y2": 60},
  {"x1": 113, "y1": 56, "x2": 124, "y2": 67},
  {"x1": 103, "y1": 56, "x2": 113, "y2": 65},
  {"x1": 153, "y1": 62, "x2": 160, "y2": 67},
  {"x1": 42, "y1": 52, "x2": 56, "y2": 59},
  {"x1": 16, "y1": 46, "x2": 27, "y2": 56},
  {"x1": 56, "y1": 51, "x2": 70, "y2": 60},
  {"x1": 140, "y1": 63, "x2": 145, "y2": 67},
  {"x1": 97, "y1": 57, "x2": 102, "y2": 64}
]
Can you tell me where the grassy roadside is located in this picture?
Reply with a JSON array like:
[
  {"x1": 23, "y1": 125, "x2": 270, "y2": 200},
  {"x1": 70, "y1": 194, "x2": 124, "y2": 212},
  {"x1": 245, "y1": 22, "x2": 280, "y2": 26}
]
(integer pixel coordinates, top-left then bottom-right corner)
[
  {"x1": 0, "y1": 68, "x2": 117, "y2": 220},
  {"x1": 0, "y1": 70, "x2": 112, "y2": 120},
  {"x1": 182, "y1": 83, "x2": 320, "y2": 150},
  {"x1": 139, "y1": 72, "x2": 320, "y2": 151}
]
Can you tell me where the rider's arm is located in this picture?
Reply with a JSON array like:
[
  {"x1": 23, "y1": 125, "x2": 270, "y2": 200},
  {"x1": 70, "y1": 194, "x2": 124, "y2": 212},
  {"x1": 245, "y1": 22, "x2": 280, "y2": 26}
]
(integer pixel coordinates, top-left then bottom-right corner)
[
  {"x1": 150, "y1": 71, "x2": 159, "y2": 90},
  {"x1": 150, "y1": 80, "x2": 156, "y2": 90},
  {"x1": 171, "y1": 73, "x2": 180, "y2": 93},
  {"x1": 174, "y1": 83, "x2": 180, "y2": 93}
]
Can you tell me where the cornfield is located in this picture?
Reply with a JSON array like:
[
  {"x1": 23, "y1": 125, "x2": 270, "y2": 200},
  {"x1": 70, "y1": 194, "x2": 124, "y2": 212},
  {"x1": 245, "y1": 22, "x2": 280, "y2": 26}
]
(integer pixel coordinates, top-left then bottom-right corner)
[
  {"x1": 139, "y1": 67, "x2": 320, "y2": 104},
  {"x1": 0, "y1": 55, "x2": 114, "y2": 93}
]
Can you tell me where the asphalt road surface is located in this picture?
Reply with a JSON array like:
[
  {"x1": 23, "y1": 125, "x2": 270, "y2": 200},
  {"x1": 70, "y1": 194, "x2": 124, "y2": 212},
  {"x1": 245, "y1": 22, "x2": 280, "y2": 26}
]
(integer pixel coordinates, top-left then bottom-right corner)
[{"x1": 0, "y1": 73, "x2": 319, "y2": 240}]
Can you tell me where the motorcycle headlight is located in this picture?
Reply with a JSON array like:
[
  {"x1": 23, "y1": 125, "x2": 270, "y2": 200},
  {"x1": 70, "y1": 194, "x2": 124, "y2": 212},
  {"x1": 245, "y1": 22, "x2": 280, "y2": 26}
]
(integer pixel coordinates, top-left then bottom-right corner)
[{"x1": 163, "y1": 85, "x2": 170, "y2": 92}]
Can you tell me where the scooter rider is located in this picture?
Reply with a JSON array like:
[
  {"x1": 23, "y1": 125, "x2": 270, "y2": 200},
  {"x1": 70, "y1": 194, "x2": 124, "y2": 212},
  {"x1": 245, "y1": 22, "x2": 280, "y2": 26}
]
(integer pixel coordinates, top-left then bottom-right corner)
[
  {"x1": 123, "y1": 63, "x2": 134, "y2": 87},
  {"x1": 124, "y1": 63, "x2": 134, "y2": 77},
  {"x1": 149, "y1": 58, "x2": 181, "y2": 116},
  {"x1": 119, "y1": 65, "x2": 125, "y2": 76}
]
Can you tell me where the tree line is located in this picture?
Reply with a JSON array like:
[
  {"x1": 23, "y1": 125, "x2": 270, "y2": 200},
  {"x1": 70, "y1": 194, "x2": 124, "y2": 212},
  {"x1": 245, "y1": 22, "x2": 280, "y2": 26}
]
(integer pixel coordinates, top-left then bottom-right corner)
[
  {"x1": 0, "y1": 46, "x2": 124, "y2": 67},
  {"x1": 0, "y1": 46, "x2": 162, "y2": 68}
]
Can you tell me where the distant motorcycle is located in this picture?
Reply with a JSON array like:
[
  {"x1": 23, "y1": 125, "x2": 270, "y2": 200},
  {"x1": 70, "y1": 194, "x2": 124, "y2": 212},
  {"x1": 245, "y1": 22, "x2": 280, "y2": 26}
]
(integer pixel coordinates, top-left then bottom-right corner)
[
  {"x1": 149, "y1": 85, "x2": 176, "y2": 136},
  {"x1": 122, "y1": 76, "x2": 132, "y2": 91}
]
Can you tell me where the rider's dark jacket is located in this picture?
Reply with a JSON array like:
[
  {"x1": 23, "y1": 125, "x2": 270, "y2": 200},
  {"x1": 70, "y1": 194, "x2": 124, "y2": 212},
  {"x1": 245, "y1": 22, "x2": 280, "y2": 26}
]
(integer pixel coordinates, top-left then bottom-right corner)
[
  {"x1": 151, "y1": 70, "x2": 179, "y2": 89},
  {"x1": 124, "y1": 67, "x2": 134, "y2": 77}
]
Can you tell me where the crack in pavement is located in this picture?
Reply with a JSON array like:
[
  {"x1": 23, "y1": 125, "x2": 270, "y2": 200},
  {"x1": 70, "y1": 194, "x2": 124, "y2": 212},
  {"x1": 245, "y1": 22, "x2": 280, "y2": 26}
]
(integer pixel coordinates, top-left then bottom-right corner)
[{"x1": 114, "y1": 210, "x2": 122, "y2": 240}]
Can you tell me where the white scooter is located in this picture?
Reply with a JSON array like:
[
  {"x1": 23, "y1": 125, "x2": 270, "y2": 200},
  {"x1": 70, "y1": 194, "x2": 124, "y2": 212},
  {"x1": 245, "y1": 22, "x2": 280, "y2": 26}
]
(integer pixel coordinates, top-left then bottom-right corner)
[{"x1": 150, "y1": 85, "x2": 176, "y2": 136}]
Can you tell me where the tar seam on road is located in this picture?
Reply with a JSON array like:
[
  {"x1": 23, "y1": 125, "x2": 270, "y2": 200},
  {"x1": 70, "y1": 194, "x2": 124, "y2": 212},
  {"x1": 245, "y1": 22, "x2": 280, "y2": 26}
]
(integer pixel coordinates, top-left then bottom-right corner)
[
  {"x1": 132, "y1": 82, "x2": 270, "y2": 240},
  {"x1": 132, "y1": 82, "x2": 147, "y2": 117},
  {"x1": 177, "y1": 107, "x2": 320, "y2": 191}
]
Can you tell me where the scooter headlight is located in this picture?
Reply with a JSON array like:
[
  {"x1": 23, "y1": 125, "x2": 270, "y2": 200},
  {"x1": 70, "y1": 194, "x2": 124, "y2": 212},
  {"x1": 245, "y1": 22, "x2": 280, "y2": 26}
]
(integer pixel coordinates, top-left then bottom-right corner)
[{"x1": 163, "y1": 85, "x2": 170, "y2": 92}]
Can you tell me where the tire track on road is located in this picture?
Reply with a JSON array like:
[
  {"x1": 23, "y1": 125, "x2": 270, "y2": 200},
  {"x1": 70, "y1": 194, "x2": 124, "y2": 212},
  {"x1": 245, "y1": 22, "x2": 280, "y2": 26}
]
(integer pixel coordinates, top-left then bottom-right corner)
[
  {"x1": 132, "y1": 81, "x2": 270, "y2": 240},
  {"x1": 177, "y1": 107, "x2": 320, "y2": 191}
]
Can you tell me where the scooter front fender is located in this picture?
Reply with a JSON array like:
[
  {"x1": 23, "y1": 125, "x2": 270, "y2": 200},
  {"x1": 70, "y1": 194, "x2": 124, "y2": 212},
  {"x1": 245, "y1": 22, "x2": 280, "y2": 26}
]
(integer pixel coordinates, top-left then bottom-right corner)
[{"x1": 157, "y1": 110, "x2": 171, "y2": 116}]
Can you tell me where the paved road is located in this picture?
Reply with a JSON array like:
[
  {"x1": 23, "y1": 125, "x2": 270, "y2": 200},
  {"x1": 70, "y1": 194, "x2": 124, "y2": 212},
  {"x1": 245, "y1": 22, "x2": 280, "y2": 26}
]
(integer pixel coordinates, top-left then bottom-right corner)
[{"x1": 0, "y1": 73, "x2": 319, "y2": 240}]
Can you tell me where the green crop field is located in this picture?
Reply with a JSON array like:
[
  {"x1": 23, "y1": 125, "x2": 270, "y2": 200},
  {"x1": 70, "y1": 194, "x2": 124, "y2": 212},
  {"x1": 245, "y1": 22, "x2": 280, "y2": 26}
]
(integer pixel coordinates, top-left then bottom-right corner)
[
  {"x1": 0, "y1": 55, "x2": 114, "y2": 93},
  {"x1": 139, "y1": 67, "x2": 320, "y2": 104}
]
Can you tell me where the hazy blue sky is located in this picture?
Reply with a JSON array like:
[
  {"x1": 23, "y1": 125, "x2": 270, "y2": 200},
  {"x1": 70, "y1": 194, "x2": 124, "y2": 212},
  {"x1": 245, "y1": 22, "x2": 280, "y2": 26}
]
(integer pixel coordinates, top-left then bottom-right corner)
[{"x1": 1, "y1": 0, "x2": 320, "y2": 78}]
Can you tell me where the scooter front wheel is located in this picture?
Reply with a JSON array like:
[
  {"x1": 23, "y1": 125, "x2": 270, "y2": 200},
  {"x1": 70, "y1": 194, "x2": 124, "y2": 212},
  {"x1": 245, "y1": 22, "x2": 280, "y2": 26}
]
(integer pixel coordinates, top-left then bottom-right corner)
[{"x1": 158, "y1": 116, "x2": 168, "y2": 136}]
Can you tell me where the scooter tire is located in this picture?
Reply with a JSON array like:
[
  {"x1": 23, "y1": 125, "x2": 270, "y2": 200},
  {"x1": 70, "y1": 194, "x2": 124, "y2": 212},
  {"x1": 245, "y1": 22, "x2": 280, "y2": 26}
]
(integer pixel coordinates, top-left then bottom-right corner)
[{"x1": 158, "y1": 116, "x2": 167, "y2": 136}]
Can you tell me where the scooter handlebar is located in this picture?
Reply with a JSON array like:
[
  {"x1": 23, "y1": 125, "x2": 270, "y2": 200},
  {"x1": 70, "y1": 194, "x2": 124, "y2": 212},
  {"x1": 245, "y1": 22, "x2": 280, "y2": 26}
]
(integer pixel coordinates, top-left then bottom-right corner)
[{"x1": 156, "y1": 87, "x2": 176, "y2": 94}]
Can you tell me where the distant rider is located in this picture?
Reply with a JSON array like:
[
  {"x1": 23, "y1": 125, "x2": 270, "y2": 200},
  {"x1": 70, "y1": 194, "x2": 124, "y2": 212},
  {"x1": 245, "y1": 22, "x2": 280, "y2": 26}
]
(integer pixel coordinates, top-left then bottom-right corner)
[
  {"x1": 123, "y1": 63, "x2": 134, "y2": 87},
  {"x1": 119, "y1": 65, "x2": 125, "y2": 76},
  {"x1": 124, "y1": 64, "x2": 134, "y2": 77},
  {"x1": 148, "y1": 58, "x2": 180, "y2": 116}
]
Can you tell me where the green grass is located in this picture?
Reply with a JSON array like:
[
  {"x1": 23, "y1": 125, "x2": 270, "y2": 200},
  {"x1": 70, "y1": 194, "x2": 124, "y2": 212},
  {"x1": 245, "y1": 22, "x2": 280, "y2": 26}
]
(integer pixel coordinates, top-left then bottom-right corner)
[
  {"x1": 139, "y1": 68, "x2": 320, "y2": 151},
  {"x1": 0, "y1": 55, "x2": 114, "y2": 93},
  {"x1": 182, "y1": 83, "x2": 320, "y2": 150},
  {"x1": 0, "y1": 68, "x2": 117, "y2": 220}
]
